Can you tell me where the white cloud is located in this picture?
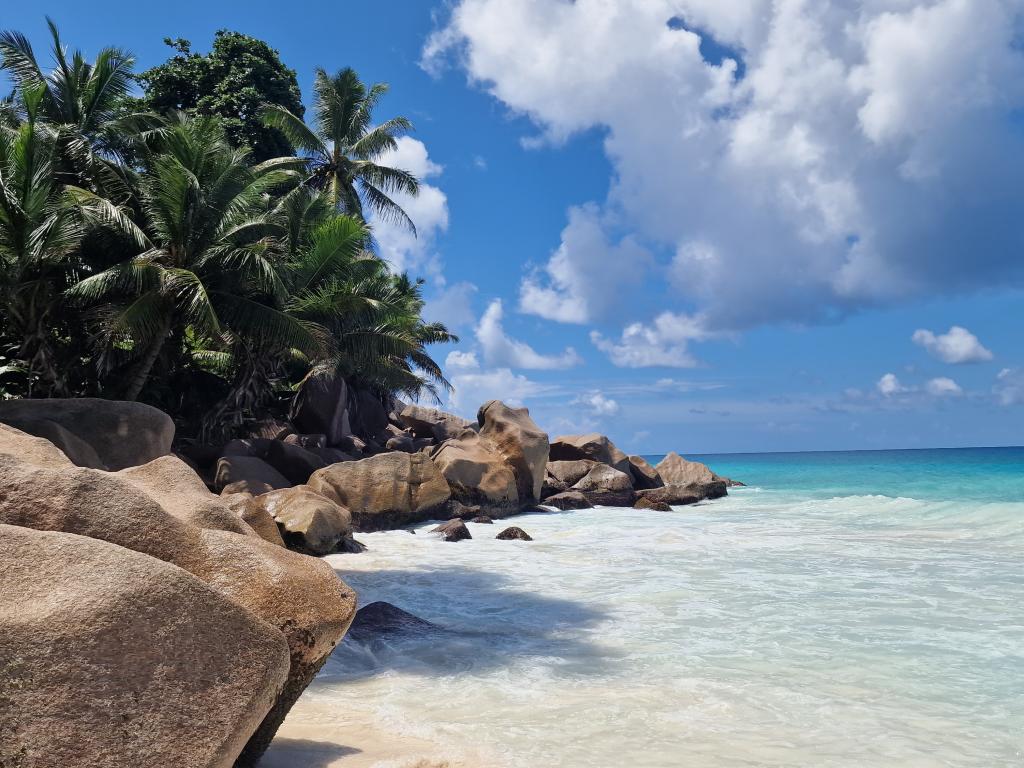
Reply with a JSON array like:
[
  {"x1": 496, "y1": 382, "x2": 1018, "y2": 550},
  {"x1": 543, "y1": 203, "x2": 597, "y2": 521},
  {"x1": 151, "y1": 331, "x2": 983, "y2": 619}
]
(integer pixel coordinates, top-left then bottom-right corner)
[
  {"x1": 369, "y1": 137, "x2": 449, "y2": 279},
  {"x1": 573, "y1": 390, "x2": 621, "y2": 417},
  {"x1": 445, "y1": 350, "x2": 480, "y2": 371},
  {"x1": 476, "y1": 299, "x2": 583, "y2": 370},
  {"x1": 591, "y1": 312, "x2": 710, "y2": 368},
  {"x1": 994, "y1": 368, "x2": 1024, "y2": 406},
  {"x1": 423, "y1": 281, "x2": 478, "y2": 332},
  {"x1": 925, "y1": 376, "x2": 963, "y2": 397},
  {"x1": 519, "y1": 204, "x2": 652, "y2": 324},
  {"x1": 912, "y1": 326, "x2": 994, "y2": 364},
  {"x1": 877, "y1": 373, "x2": 908, "y2": 397},
  {"x1": 447, "y1": 367, "x2": 552, "y2": 414},
  {"x1": 425, "y1": 0, "x2": 1024, "y2": 331}
]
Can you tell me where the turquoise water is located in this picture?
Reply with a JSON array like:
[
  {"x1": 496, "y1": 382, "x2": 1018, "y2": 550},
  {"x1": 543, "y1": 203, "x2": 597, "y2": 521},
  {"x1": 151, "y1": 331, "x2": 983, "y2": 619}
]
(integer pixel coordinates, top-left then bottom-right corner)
[
  {"x1": 272, "y1": 447, "x2": 1024, "y2": 767},
  {"x1": 660, "y1": 446, "x2": 1024, "y2": 503}
]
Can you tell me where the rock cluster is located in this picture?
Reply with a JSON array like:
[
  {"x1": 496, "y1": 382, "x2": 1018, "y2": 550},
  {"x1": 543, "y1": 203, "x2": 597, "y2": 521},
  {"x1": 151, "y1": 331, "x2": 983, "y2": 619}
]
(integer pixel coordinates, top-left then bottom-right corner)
[
  {"x1": 538, "y1": 435, "x2": 729, "y2": 510},
  {"x1": 0, "y1": 392, "x2": 737, "y2": 767},
  {"x1": 0, "y1": 402, "x2": 356, "y2": 768}
]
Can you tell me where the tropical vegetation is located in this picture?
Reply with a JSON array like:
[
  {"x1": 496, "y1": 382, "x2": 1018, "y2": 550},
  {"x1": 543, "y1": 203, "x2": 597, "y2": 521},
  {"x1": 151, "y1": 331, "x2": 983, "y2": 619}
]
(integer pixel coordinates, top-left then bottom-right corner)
[{"x1": 0, "y1": 21, "x2": 455, "y2": 440}]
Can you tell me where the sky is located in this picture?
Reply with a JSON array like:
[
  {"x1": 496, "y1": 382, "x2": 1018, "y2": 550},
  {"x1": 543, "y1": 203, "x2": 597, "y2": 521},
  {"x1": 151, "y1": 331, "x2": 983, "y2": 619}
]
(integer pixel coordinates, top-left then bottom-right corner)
[{"x1": 3, "y1": 0, "x2": 1024, "y2": 454}]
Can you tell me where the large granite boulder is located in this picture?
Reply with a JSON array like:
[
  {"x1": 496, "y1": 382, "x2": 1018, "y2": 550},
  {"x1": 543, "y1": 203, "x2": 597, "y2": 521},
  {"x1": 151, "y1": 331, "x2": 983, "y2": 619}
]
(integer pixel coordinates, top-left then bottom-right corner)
[
  {"x1": 655, "y1": 452, "x2": 719, "y2": 486},
  {"x1": 571, "y1": 463, "x2": 635, "y2": 506},
  {"x1": 628, "y1": 455, "x2": 664, "y2": 490},
  {"x1": 477, "y1": 400, "x2": 549, "y2": 503},
  {"x1": 0, "y1": 423, "x2": 356, "y2": 766},
  {"x1": 119, "y1": 455, "x2": 262, "y2": 539},
  {"x1": 264, "y1": 440, "x2": 327, "y2": 485},
  {"x1": 351, "y1": 388, "x2": 390, "y2": 438},
  {"x1": 0, "y1": 397, "x2": 173, "y2": 470},
  {"x1": 307, "y1": 452, "x2": 451, "y2": 531},
  {"x1": 549, "y1": 433, "x2": 630, "y2": 474},
  {"x1": 0, "y1": 524, "x2": 291, "y2": 768},
  {"x1": 215, "y1": 455, "x2": 291, "y2": 495},
  {"x1": 250, "y1": 487, "x2": 353, "y2": 556},
  {"x1": 547, "y1": 459, "x2": 597, "y2": 487},
  {"x1": 431, "y1": 432, "x2": 519, "y2": 514},
  {"x1": 289, "y1": 370, "x2": 351, "y2": 445},
  {"x1": 399, "y1": 403, "x2": 475, "y2": 442}
]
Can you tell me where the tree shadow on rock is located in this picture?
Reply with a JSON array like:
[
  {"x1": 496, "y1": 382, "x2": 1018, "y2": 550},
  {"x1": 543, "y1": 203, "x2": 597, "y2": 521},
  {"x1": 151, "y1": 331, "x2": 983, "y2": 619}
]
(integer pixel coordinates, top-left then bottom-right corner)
[{"x1": 317, "y1": 564, "x2": 615, "y2": 683}]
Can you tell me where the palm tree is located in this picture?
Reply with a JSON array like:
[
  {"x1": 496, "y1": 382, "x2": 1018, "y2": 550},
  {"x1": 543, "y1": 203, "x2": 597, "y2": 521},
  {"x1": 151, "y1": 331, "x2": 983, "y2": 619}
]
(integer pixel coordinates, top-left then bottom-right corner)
[
  {"x1": 261, "y1": 67, "x2": 420, "y2": 232},
  {"x1": 0, "y1": 85, "x2": 84, "y2": 396},
  {"x1": 283, "y1": 210, "x2": 457, "y2": 402},
  {"x1": 68, "y1": 113, "x2": 318, "y2": 402},
  {"x1": 0, "y1": 18, "x2": 143, "y2": 200}
]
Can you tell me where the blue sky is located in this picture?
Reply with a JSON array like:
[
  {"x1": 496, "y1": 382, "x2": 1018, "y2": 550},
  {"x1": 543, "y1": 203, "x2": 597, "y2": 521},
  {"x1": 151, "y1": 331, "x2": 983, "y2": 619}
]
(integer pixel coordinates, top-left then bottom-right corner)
[{"x1": 4, "y1": 1, "x2": 1023, "y2": 453}]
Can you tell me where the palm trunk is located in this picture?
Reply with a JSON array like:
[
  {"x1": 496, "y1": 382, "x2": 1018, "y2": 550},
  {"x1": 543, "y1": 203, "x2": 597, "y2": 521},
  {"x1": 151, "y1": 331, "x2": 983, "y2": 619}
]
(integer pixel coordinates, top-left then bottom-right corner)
[{"x1": 124, "y1": 321, "x2": 170, "y2": 402}]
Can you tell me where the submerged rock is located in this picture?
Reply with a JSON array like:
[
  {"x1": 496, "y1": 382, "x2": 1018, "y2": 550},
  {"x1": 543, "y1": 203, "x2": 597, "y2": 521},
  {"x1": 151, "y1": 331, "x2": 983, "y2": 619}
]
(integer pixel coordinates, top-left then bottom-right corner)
[
  {"x1": 496, "y1": 526, "x2": 533, "y2": 541},
  {"x1": 431, "y1": 518, "x2": 472, "y2": 542},
  {"x1": 471, "y1": 515, "x2": 494, "y2": 524},
  {"x1": 544, "y1": 490, "x2": 593, "y2": 510},
  {"x1": 346, "y1": 601, "x2": 438, "y2": 640},
  {"x1": 634, "y1": 496, "x2": 673, "y2": 512}
]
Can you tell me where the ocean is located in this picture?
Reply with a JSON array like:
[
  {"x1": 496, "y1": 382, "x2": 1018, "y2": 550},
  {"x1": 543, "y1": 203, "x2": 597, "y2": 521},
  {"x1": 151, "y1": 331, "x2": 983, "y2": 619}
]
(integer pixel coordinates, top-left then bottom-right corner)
[{"x1": 272, "y1": 447, "x2": 1024, "y2": 767}]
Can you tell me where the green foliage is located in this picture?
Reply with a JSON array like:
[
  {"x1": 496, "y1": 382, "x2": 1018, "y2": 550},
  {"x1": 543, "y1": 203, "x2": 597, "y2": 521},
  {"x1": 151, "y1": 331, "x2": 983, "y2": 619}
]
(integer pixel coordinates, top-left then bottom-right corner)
[
  {"x1": 0, "y1": 21, "x2": 454, "y2": 441},
  {"x1": 137, "y1": 30, "x2": 305, "y2": 162},
  {"x1": 262, "y1": 67, "x2": 419, "y2": 230}
]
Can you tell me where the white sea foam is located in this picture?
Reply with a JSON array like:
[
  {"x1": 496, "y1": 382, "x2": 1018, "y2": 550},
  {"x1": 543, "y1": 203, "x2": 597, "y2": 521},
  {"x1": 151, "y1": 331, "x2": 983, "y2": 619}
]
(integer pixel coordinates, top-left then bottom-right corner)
[{"x1": 278, "y1": 492, "x2": 1024, "y2": 767}]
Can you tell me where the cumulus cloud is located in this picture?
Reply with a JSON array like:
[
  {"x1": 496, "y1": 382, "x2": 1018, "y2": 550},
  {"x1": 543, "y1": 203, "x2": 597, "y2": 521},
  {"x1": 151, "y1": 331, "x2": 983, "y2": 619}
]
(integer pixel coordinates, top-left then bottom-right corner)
[
  {"x1": 573, "y1": 390, "x2": 621, "y2": 417},
  {"x1": 519, "y1": 204, "x2": 652, "y2": 324},
  {"x1": 994, "y1": 368, "x2": 1024, "y2": 406},
  {"x1": 425, "y1": 0, "x2": 1024, "y2": 331},
  {"x1": 877, "y1": 373, "x2": 908, "y2": 397},
  {"x1": 423, "y1": 281, "x2": 478, "y2": 332},
  {"x1": 591, "y1": 312, "x2": 711, "y2": 368},
  {"x1": 925, "y1": 377, "x2": 963, "y2": 397},
  {"x1": 912, "y1": 326, "x2": 994, "y2": 364},
  {"x1": 445, "y1": 350, "x2": 480, "y2": 371},
  {"x1": 369, "y1": 137, "x2": 449, "y2": 278},
  {"x1": 477, "y1": 299, "x2": 583, "y2": 370},
  {"x1": 447, "y1": 367, "x2": 552, "y2": 414}
]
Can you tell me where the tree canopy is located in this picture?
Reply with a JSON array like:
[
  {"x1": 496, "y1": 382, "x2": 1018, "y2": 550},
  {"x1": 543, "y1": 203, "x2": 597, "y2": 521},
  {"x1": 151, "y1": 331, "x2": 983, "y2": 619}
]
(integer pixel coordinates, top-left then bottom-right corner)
[
  {"x1": 0, "y1": 21, "x2": 453, "y2": 441},
  {"x1": 136, "y1": 31, "x2": 305, "y2": 162}
]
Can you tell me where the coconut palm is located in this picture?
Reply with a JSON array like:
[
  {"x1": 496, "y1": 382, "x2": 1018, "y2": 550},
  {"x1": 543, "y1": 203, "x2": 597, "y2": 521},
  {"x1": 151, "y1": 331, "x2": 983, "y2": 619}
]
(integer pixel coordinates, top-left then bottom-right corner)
[
  {"x1": 261, "y1": 67, "x2": 420, "y2": 232},
  {"x1": 283, "y1": 211, "x2": 456, "y2": 401},
  {"x1": 68, "y1": 113, "x2": 318, "y2": 402},
  {"x1": 0, "y1": 85, "x2": 84, "y2": 396},
  {"x1": 0, "y1": 18, "x2": 144, "y2": 199}
]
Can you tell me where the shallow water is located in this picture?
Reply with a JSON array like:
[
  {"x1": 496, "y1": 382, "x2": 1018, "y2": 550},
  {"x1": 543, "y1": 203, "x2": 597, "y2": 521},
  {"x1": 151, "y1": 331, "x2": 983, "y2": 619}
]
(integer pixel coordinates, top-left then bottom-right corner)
[{"x1": 308, "y1": 448, "x2": 1024, "y2": 767}]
